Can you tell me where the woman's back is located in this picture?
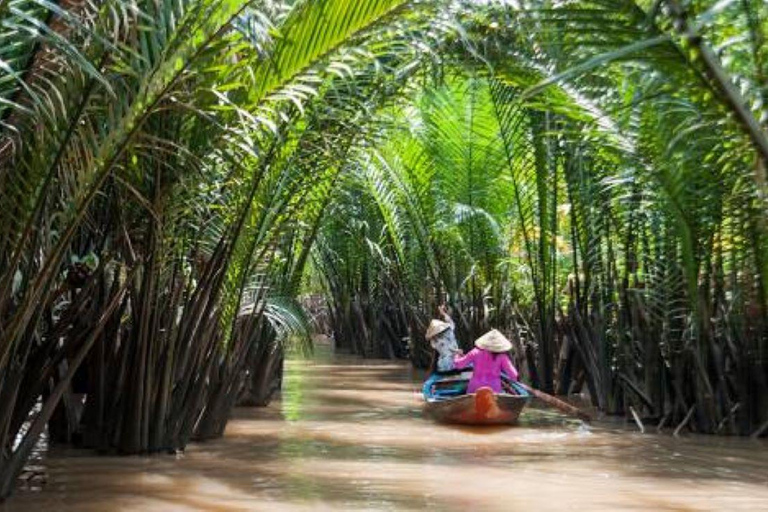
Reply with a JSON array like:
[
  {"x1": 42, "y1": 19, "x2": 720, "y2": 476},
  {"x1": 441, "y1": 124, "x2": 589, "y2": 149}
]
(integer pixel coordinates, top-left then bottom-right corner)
[{"x1": 453, "y1": 347, "x2": 518, "y2": 393}]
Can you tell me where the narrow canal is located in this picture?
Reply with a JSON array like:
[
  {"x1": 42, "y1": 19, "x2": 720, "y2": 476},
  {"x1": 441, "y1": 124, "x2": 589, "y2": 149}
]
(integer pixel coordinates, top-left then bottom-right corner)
[{"x1": 4, "y1": 347, "x2": 768, "y2": 511}]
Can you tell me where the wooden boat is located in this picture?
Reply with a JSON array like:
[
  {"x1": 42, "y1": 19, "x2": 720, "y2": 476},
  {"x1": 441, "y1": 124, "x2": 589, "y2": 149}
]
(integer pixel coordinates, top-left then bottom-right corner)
[{"x1": 422, "y1": 371, "x2": 530, "y2": 425}]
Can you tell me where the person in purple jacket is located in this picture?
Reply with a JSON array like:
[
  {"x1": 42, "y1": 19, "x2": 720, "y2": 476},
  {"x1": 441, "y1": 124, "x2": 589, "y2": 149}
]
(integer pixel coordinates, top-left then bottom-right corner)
[{"x1": 453, "y1": 329, "x2": 519, "y2": 393}]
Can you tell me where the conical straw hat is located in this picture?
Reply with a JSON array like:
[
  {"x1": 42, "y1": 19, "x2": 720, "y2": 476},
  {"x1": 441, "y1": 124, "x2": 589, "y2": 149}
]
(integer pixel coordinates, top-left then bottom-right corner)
[
  {"x1": 474, "y1": 329, "x2": 512, "y2": 353},
  {"x1": 425, "y1": 319, "x2": 451, "y2": 340}
]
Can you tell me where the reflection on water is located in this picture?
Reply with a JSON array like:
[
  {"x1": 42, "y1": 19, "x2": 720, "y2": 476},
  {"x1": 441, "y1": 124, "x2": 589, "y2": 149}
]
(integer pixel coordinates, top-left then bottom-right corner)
[{"x1": 4, "y1": 347, "x2": 768, "y2": 511}]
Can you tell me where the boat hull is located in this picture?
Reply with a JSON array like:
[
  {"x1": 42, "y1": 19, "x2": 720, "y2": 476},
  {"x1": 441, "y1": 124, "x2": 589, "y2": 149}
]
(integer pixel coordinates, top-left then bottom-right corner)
[
  {"x1": 422, "y1": 373, "x2": 530, "y2": 425},
  {"x1": 424, "y1": 388, "x2": 528, "y2": 425}
]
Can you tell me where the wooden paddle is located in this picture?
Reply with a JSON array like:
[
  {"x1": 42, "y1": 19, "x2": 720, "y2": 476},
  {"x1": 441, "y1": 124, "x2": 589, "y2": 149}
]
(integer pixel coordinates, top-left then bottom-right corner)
[{"x1": 517, "y1": 382, "x2": 592, "y2": 422}]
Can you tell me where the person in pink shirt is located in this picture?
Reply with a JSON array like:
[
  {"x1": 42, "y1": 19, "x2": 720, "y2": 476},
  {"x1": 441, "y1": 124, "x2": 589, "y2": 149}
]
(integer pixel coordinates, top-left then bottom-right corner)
[{"x1": 453, "y1": 329, "x2": 519, "y2": 393}]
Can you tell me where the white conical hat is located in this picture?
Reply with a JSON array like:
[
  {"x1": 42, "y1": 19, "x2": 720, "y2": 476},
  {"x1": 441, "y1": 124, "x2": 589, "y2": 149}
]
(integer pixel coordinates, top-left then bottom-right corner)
[
  {"x1": 425, "y1": 319, "x2": 451, "y2": 340},
  {"x1": 474, "y1": 329, "x2": 512, "y2": 353}
]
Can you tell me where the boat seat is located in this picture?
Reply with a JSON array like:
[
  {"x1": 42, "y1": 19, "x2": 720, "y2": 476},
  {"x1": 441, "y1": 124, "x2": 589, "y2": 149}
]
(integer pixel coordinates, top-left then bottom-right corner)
[
  {"x1": 434, "y1": 388, "x2": 465, "y2": 397},
  {"x1": 431, "y1": 372, "x2": 472, "y2": 383}
]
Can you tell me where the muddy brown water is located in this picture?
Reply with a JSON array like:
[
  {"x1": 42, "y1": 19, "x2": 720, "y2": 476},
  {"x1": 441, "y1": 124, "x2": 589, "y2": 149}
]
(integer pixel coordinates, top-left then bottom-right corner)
[{"x1": 4, "y1": 349, "x2": 768, "y2": 511}]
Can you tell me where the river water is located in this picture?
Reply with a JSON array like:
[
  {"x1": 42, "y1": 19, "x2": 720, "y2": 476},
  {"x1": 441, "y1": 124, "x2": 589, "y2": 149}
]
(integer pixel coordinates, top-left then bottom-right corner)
[{"x1": 4, "y1": 349, "x2": 768, "y2": 511}]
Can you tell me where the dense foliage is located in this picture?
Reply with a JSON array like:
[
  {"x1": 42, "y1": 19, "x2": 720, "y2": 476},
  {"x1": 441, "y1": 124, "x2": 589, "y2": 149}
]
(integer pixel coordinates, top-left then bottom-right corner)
[
  {"x1": 1, "y1": 0, "x2": 767, "y2": 499},
  {"x1": 317, "y1": 0, "x2": 768, "y2": 440}
]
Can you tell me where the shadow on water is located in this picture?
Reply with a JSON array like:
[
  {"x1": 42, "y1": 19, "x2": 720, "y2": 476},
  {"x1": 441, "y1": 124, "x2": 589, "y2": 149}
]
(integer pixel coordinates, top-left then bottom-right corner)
[{"x1": 3, "y1": 347, "x2": 768, "y2": 511}]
